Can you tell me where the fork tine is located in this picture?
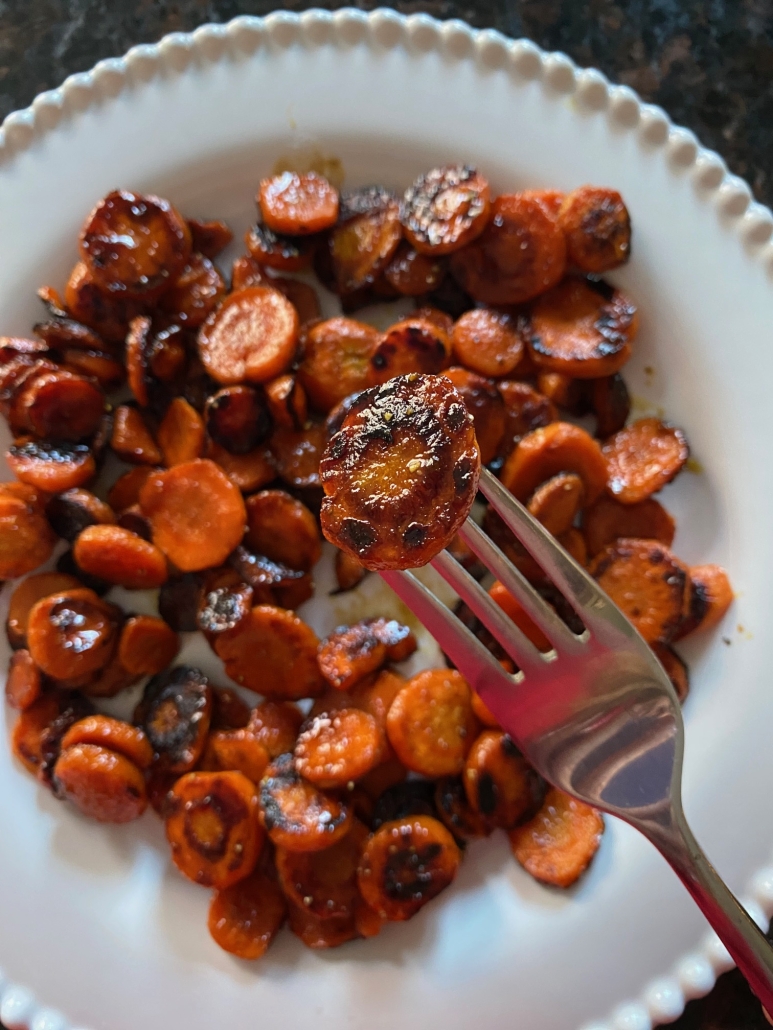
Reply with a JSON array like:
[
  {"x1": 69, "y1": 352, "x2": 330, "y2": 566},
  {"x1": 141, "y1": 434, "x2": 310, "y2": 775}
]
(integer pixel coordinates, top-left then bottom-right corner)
[
  {"x1": 458, "y1": 518, "x2": 585, "y2": 653},
  {"x1": 379, "y1": 569, "x2": 519, "y2": 694},
  {"x1": 430, "y1": 549, "x2": 547, "y2": 672}
]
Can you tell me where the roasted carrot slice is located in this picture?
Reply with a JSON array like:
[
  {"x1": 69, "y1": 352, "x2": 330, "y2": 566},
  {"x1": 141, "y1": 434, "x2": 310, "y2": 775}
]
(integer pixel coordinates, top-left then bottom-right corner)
[
  {"x1": 247, "y1": 701, "x2": 303, "y2": 758},
  {"x1": 527, "y1": 472, "x2": 585, "y2": 537},
  {"x1": 463, "y1": 730, "x2": 542, "y2": 829},
  {"x1": 45, "y1": 488, "x2": 115, "y2": 543},
  {"x1": 497, "y1": 380, "x2": 558, "y2": 456},
  {"x1": 215, "y1": 605, "x2": 324, "y2": 700},
  {"x1": 527, "y1": 277, "x2": 638, "y2": 379},
  {"x1": 206, "y1": 728, "x2": 270, "y2": 784},
  {"x1": 139, "y1": 458, "x2": 247, "y2": 572},
  {"x1": 295, "y1": 709, "x2": 384, "y2": 789},
  {"x1": 357, "y1": 815, "x2": 461, "y2": 920},
  {"x1": 53, "y1": 743, "x2": 147, "y2": 822},
  {"x1": 5, "y1": 649, "x2": 42, "y2": 710},
  {"x1": 591, "y1": 372, "x2": 630, "y2": 438},
  {"x1": 135, "y1": 665, "x2": 213, "y2": 773},
  {"x1": 74, "y1": 525, "x2": 168, "y2": 589},
  {"x1": 11, "y1": 692, "x2": 65, "y2": 776},
  {"x1": 145, "y1": 769, "x2": 179, "y2": 819},
  {"x1": 117, "y1": 615, "x2": 179, "y2": 676},
  {"x1": 187, "y1": 217, "x2": 233, "y2": 259},
  {"x1": 198, "y1": 286, "x2": 299, "y2": 385},
  {"x1": 383, "y1": 241, "x2": 445, "y2": 296},
  {"x1": 533, "y1": 374, "x2": 580, "y2": 410},
  {"x1": 443, "y1": 366, "x2": 507, "y2": 465},
  {"x1": 259, "y1": 752, "x2": 352, "y2": 852},
  {"x1": 13, "y1": 368, "x2": 105, "y2": 442},
  {"x1": 205, "y1": 386, "x2": 271, "y2": 455},
  {"x1": 156, "y1": 572, "x2": 203, "y2": 633},
  {"x1": 114, "y1": 504, "x2": 151, "y2": 540},
  {"x1": 434, "y1": 774, "x2": 492, "y2": 841},
  {"x1": 125, "y1": 315, "x2": 152, "y2": 407},
  {"x1": 298, "y1": 317, "x2": 380, "y2": 413},
  {"x1": 269, "y1": 422, "x2": 325, "y2": 490},
  {"x1": 208, "y1": 870, "x2": 286, "y2": 959},
  {"x1": 386, "y1": 669, "x2": 478, "y2": 777},
  {"x1": 197, "y1": 576, "x2": 253, "y2": 638},
  {"x1": 270, "y1": 276, "x2": 322, "y2": 326},
  {"x1": 318, "y1": 621, "x2": 389, "y2": 691},
  {"x1": 357, "y1": 755, "x2": 408, "y2": 801},
  {"x1": 276, "y1": 818, "x2": 369, "y2": 919},
  {"x1": 7, "y1": 439, "x2": 95, "y2": 493},
  {"x1": 450, "y1": 192, "x2": 567, "y2": 305},
  {"x1": 59, "y1": 348, "x2": 125, "y2": 391},
  {"x1": 64, "y1": 261, "x2": 145, "y2": 345},
  {"x1": 324, "y1": 187, "x2": 402, "y2": 294},
  {"x1": 205, "y1": 440, "x2": 277, "y2": 494},
  {"x1": 369, "y1": 315, "x2": 452, "y2": 385},
  {"x1": 60, "y1": 714, "x2": 153, "y2": 769},
  {"x1": 676, "y1": 564, "x2": 734, "y2": 638},
  {"x1": 558, "y1": 186, "x2": 631, "y2": 273},
  {"x1": 107, "y1": 465, "x2": 159, "y2": 512},
  {"x1": 265, "y1": 374, "x2": 308, "y2": 431},
  {"x1": 603, "y1": 417, "x2": 688, "y2": 504},
  {"x1": 583, "y1": 494, "x2": 676, "y2": 556},
  {"x1": 159, "y1": 252, "x2": 226, "y2": 328},
  {"x1": 111, "y1": 405, "x2": 162, "y2": 465},
  {"x1": 287, "y1": 903, "x2": 358, "y2": 948},
  {"x1": 651, "y1": 642, "x2": 689, "y2": 703},
  {"x1": 147, "y1": 324, "x2": 188, "y2": 384},
  {"x1": 508, "y1": 787, "x2": 604, "y2": 888},
  {"x1": 259, "y1": 171, "x2": 339, "y2": 235},
  {"x1": 166, "y1": 770, "x2": 263, "y2": 888},
  {"x1": 401, "y1": 165, "x2": 490, "y2": 255},
  {"x1": 470, "y1": 690, "x2": 500, "y2": 728},
  {"x1": 75, "y1": 655, "x2": 142, "y2": 699},
  {"x1": 227, "y1": 545, "x2": 312, "y2": 610},
  {"x1": 79, "y1": 189, "x2": 192, "y2": 298},
  {"x1": 245, "y1": 222, "x2": 314, "y2": 271},
  {"x1": 351, "y1": 669, "x2": 408, "y2": 731},
  {"x1": 590, "y1": 537, "x2": 691, "y2": 644},
  {"x1": 334, "y1": 549, "x2": 366, "y2": 593},
  {"x1": 320, "y1": 374, "x2": 480, "y2": 570},
  {"x1": 501, "y1": 421, "x2": 607, "y2": 504},
  {"x1": 245, "y1": 489, "x2": 321, "y2": 571},
  {"x1": 211, "y1": 687, "x2": 252, "y2": 731},
  {"x1": 157, "y1": 397, "x2": 205, "y2": 467},
  {"x1": 27, "y1": 588, "x2": 117, "y2": 680},
  {"x1": 0, "y1": 485, "x2": 56, "y2": 579},
  {"x1": 451, "y1": 308, "x2": 524, "y2": 378},
  {"x1": 488, "y1": 580, "x2": 552, "y2": 651}
]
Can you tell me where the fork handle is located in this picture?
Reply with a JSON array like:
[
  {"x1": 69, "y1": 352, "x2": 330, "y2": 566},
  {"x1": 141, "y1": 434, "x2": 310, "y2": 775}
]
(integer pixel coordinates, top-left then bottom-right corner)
[{"x1": 647, "y1": 808, "x2": 773, "y2": 1012}]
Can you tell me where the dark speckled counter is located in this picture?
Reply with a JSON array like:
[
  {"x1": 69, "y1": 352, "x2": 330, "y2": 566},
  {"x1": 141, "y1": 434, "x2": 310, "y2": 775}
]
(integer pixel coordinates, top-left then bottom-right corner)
[{"x1": 1, "y1": 1, "x2": 771, "y2": 1027}]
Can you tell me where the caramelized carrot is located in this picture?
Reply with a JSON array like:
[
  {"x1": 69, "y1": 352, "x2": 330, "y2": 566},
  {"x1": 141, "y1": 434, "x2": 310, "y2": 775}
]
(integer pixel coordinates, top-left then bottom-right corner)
[
  {"x1": 197, "y1": 574, "x2": 253, "y2": 638},
  {"x1": 351, "y1": 669, "x2": 407, "y2": 733},
  {"x1": 64, "y1": 260, "x2": 144, "y2": 345},
  {"x1": 583, "y1": 494, "x2": 676, "y2": 556},
  {"x1": 5, "y1": 649, "x2": 42, "y2": 710},
  {"x1": 592, "y1": 372, "x2": 631, "y2": 438},
  {"x1": 603, "y1": 418, "x2": 688, "y2": 504},
  {"x1": 59, "y1": 348, "x2": 125, "y2": 392},
  {"x1": 208, "y1": 870, "x2": 286, "y2": 959},
  {"x1": 0, "y1": 484, "x2": 56, "y2": 578},
  {"x1": 157, "y1": 397, "x2": 205, "y2": 467},
  {"x1": 276, "y1": 819, "x2": 369, "y2": 920},
  {"x1": 117, "y1": 615, "x2": 179, "y2": 676},
  {"x1": 357, "y1": 755, "x2": 408, "y2": 800},
  {"x1": 271, "y1": 277, "x2": 322, "y2": 327},
  {"x1": 677, "y1": 564, "x2": 733, "y2": 638},
  {"x1": 383, "y1": 241, "x2": 445, "y2": 295},
  {"x1": 451, "y1": 308, "x2": 524, "y2": 378},
  {"x1": 488, "y1": 580, "x2": 552, "y2": 651},
  {"x1": 265, "y1": 374, "x2": 308, "y2": 431},
  {"x1": 508, "y1": 787, "x2": 604, "y2": 888},
  {"x1": 651, "y1": 642, "x2": 689, "y2": 703},
  {"x1": 107, "y1": 465, "x2": 159, "y2": 512},
  {"x1": 497, "y1": 380, "x2": 558, "y2": 455},
  {"x1": 11, "y1": 692, "x2": 66, "y2": 776},
  {"x1": 230, "y1": 254, "x2": 269, "y2": 291},
  {"x1": 245, "y1": 222, "x2": 314, "y2": 271},
  {"x1": 60, "y1": 714, "x2": 153, "y2": 769},
  {"x1": 470, "y1": 690, "x2": 500, "y2": 729},
  {"x1": 74, "y1": 525, "x2": 168, "y2": 589},
  {"x1": 111, "y1": 405, "x2": 162, "y2": 465},
  {"x1": 434, "y1": 775, "x2": 491, "y2": 840},
  {"x1": 211, "y1": 687, "x2": 252, "y2": 731},
  {"x1": 125, "y1": 315, "x2": 152, "y2": 406},
  {"x1": 198, "y1": 286, "x2": 299, "y2": 385},
  {"x1": 501, "y1": 424, "x2": 606, "y2": 511},
  {"x1": 206, "y1": 728, "x2": 270, "y2": 784},
  {"x1": 287, "y1": 903, "x2": 357, "y2": 949},
  {"x1": 259, "y1": 172, "x2": 339, "y2": 235},
  {"x1": 135, "y1": 665, "x2": 213, "y2": 773},
  {"x1": 187, "y1": 217, "x2": 233, "y2": 259},
  {"x1": 298, "y1": 317, "x2": 380, "y2": 413},
  {"x1": 369, "y1": 315, "x2": 452, "y2": 384},
  {"x1": 295, "y1": 709, "x2": 384, "y2": 789},
  {"x1": 159, "y1": 252, "x2": 225, "y2": 328},
  {"x1": 463, "y1": 731, "x2": 541, "y2": 828},
  {"x1": 245, "y1": 489, "x2": 321, "y2": 571},
  {"x1": 558, "y1": 186, "x2": 631, "y2": 273},
  {"x1": 401, "y1": 166, "x2": 490, "y2": 255},
  {"x1": 325, "y1": 186, "x2": 402, "y2": 294},
  {"x1": 27, "y1": 588, "x2": 117, "y2": 680},
  {"x1": 443, "y1": 366, "x2": 507, "y2": 465},
  {"x1": 7, "y1": 439, "x2": 95, "y2": 494},
  {"x1": 228, "y1": 545, "x2": 313, "y2": 610},
  {"x1": 53, "y1": 743, "x2": 148, "y2": 822},
  {"x1": 318, "y1": 621, "x2": 388, "y2": 691},
  {"x1": 269, "y1": 422, "x2": 325, "y2": 490},
  {"x1": 14, "y1": 367, "x2": 105, "y2": 441},
  {"x1": 334, "y1": 548, "x2": 366, "y2": 593},
  {"x1": 205, "y1": 439, "x2": 276, "y2": 494},
  {"x1": 205, "y1": 385, "x2": 271, "y2": 455},
  {"x1": 139, "y1": 459, "x2": 247, "y2": 572},
  {"x1": 259, "y1": 753, "x2": 352, "y2": 852},
  {"x1": 248, "y1": 701, "x2": 304, "y2": 758},
  {"x1": 527, "y1": 472, "x2": 585, "y2": 537},
  {"x1": 45, "y1": 488, "x2": 115, "y2": 543}
]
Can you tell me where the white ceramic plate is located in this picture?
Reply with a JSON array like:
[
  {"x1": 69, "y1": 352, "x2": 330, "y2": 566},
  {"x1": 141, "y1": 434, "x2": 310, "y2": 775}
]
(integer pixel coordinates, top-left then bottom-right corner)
[{"x1": 2, "y1": 11, "x2": 773, "y2": 1030}]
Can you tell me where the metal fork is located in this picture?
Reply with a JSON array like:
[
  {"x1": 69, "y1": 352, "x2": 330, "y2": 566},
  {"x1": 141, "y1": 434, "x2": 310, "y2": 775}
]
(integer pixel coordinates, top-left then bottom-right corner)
[{"x1": 380, "y1": 466, "x2": 773, "y2": 1012}]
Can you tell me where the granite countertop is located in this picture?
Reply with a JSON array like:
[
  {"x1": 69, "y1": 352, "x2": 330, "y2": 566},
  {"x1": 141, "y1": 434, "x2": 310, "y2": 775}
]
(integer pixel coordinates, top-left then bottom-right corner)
[{"x1": 1, "y1": 1, "x2": 771, "y2": 1028}]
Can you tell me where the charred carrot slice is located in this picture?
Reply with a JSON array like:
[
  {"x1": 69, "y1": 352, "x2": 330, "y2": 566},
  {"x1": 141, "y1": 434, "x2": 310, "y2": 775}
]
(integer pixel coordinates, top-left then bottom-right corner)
[
  {"x1": 159, "y1": 252, "x2": 226, "y2": 328},
  {"x1": 53, "y1": 743, "x2": 148, "y2": 822},
  {"x1": 497, "y1": 380, "x2": 558, "y2": 456},
  {"x1": 117, "y1": 615, "x2": 179, "y2": 676},
  {"x1": 383, "y1": 242, "x2": 445, "y2": 296},
  {"x1": 187, "y1": 217, "x2": 233, "y2": 259},
  {"x1": 111, "y1": 405, "x2": 162, "y2": 465},
  {"x1": 64, "y1": 261, "x2": 145, "y2": 345},
  {"x1": 527, "y1": 472, "x2": 585, "y2": 537},
  {"x1": 357, "y1": 815, "x2": 461, "y2": 920},
  {"x1": 147, "y1": 324, "x2": 188, "y2": 384},
  {"x1": 125, "y1": 315, "x2": 152, "y2": 407},
  {"x1": 508, "y1": 787, "x2": 604, "y2": 888},
  {"x1": 501, "y1": 422, "x2": 607, "y2": 504},
  {"x1": 107, "y1": 465, "x2": 159, "y2": 512},
  {"x1": 166, "y1": 770, "x2": 263, "y2": 888},
  {"x1": 591, "y1": 373, "x2": 630, "y2": 438},
  {"x1": 558, "y1": 186, "x2": 631, "y2": 273},
  {"x1": 197, "y1": 576, "x2": 253, "y2": 638},
  {"x1": 211, "y1": 687, "x2": 252, "y2": 731},
  {"x1": 287, "y1": 903, "x2": 358, "y2": 949},
  {"x1": 205, "y1": 440, "x2": 277, "y2": 494},
  {"x1": 205, "y1": 386, "x2": 271, "y2": 455},
  {"x1": 157, "y1": 397, "x2": 205, "y2": 467},
  {"x1": 463, "y1": 731, "x2": 542, "y2": 829},
  {"x1": 45, "y1": 489, "x2": 115, "y2": 543},
  {"x1": 434, "y1": 775, "x2": 492, "y2": 840},
  {"x1": 298, "y1": 317, "x2": 380, "y2": 413},
  {"x1": 443, "y1": 366, "x2": 507, "y2": 465},
  {"x1": 294, "y1": 709, "x2": 384, "y2": 789},
  {"x1": 5, "y1": 649, "x2": 42, "y2": 710},
  {"x1": 248, "y1": 701, "x2": 304, "y2": 758},
  {"x1": 0, "y1": 485, "x2": 56, "y2": 579},
  {"x1": 269, "y1": 422, "x2": 325, "y2": 490},
  {"x1": 246, "y1": 221, "x2": 315, "y2": 272},
  {"x1": 590, "y1": 537, "x2": 691, "y2": 644},
  {"x1": 318, "y1": 621, "x2": 389, "y2": 691},
  {"x1": 60, "y1": 714, "x2": 153, "y2": 769},
  {"x1": 27, "y1": 588, "x2": 118, "y2": 680},
  {"x1": 245, "y1": 489, "x2": 321, "y2": 572},
  {"x1": 677, "y1": 564, "x2": 734, "y2": 638},
  {"x1": 603, "y1": 417, "x2": 688, "y2": 504},
  {"x1": 259, "y1": 171, "x2": 339, "y2": 235},
  {"x1": 59, "y1": 348, "x2": 125, "y2": 392},
  {"x1": 265, "y1": 374, "x2": 308, "y2": 431},
  {"x1": 208, "y1": 870, "x2": 286, "y2": 959},
  {"x1": 488, "y1": 580, "x2": 552, "y2": 651},
  {"x1": 583, "y1": 494, "x2": 676, "y2": 556},
  {"x1": 527, "y1": 278, "x2": 638, "y2": 379},
  {"x1": 135, "y1": 666, "x2": 213, "y2": 773},
  {"x1": 11, "y1": 692, "x2": 65, "y2": 775},
  {"x1": 451, "y1": 308, "x2": 524, "y2": 378},
  {"x1": 276, "y1": 818, "x2": 369, "y2": 920},
  {"x1": 369, "y1": 316, "x2": 452, "y2": 384},
  {"x1": 215, "y1": 605, "x2": 324, "y2": 700},
  {"x1": 74, "y1": 525, "x2": 168, "y2": 589},
  {"x1": 228, "y1": 545, "x2": 313, "y2": 611},
  {"x1": 259, "y1": 753, "x2": 352, "y2": 852},
  {"x1": 401, "y1": 166, "x2": 491, "y2": 255},
  {"x1": 386, "y1": 669, "x2": 478, "y2": 777},
  {"x1": 198, "y1": 286, "x2": 299, "y2": 385},
  {"x1": 450, "y1": 192, "x2": 567, "y2": 305},
  {"x1": 324, "y1": 187, "x2": 402, "y2": 295},
  {"x1": 139, "y1": 458, "x2": 247, "y2": 572},
  {"x1": 651, "y1": 642, "x2": 690, "y2": 703},
  {"x1": 79, "y1": 189, "x2": 192, "y2": 298},
  {"x1": 14, "y1": 368, "x2": 105, "y2": 442},
  {"x1": 7, "y1": 439, "x2": 95, "y2": 493}
]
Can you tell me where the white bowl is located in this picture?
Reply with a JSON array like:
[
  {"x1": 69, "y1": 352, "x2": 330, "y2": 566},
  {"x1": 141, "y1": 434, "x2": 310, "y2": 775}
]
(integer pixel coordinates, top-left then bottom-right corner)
[{"x1": 2, "y1": 10, "x2": 773, "y2": 1030}]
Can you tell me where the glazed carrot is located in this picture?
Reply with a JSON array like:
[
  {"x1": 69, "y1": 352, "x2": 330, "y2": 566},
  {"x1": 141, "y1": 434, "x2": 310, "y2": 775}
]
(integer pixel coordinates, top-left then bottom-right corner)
[
  {"x1": 451, "y1": 308, "x2": 524, "y2": 378},
  {"x1": 334, "y1": 549, "x2": 366, "y2": 593},
  {"x1": 139, "y1": 459, "x2": 247, "y2": 572},
  {"x1": 205, "y1": 440, "x2": 277, "y2": 494},
  {"x1": 60, "y1": 714, "x2": 153, "y2": 769},
  {"x1": 245, "y1": 222, "x2": 314, "y2": 271},
  {"x1": 45, "y1": 489, "x2": 115, "y2": 543},
  {"x1": 216, "y1": 605, "x2": 324, "y2": 700},
  {"x1": 591, "y1": 373, "x2": 630, "y2": 438},
  {"x1": 135, "y1": 666, "x2": 213, "y2": 773},
  {"x1": 208, "y1": 870, "x2": 287, "y2": 959},
  {"x1": 383, "y1": 241, "x2": 445, "y2": 296},
  {"x1": 470, "y1": 690, "x2": 500, "y2": 729},
  {"x1": 146, "y1": 324, "x2": 188, "y2": 384},
  {"x1": 651, "y1": 642, "x2": 689, "y2": 703},
  {"x1": 11, "y1": 693, "x2": 63, "y2": 775},
  {"x1": 350, "y1": 668, "x2": 407, "y2": 732},
  {"x1": 357, "y1": 755, "x2": 408, "y2": 800},
  {"x1": 497, "y1": 380, "x2": 558, "y2": 455},
  {"x1": 676, "y1": 564, "x2": 734, "y2": 638},
  {"x1": 401, "y1": 166, "x2": 491, "y2": 255},
  {"x1": 64, "y1": 261, "x2": 144, "y2": 345},
  {"x1": 259, "y1": 753, "x2": 352, "y2": 852},
  {"x1": 159, "y1": 252, "x2": 226, "y2": 328},
  {"x1": 157, "y1": 397, "x2": 205, "y2": 467},
  {"x1": 0, "y1": 485, "x2": 56, "y2": 579},
  {"x1": 386, "y1": 669, "x2": 478, "y2": 777},
  {"x1": 107, "y1": 465, "x2": 159, "y2": 512},
  {"x1": 295, "y1": 709, "x2": 385, "y2": 789},
  {"x1": 558, "y1": 186, "x2": 631, "y2": 273},
  {"x1": 368, "y1": 315, "x2": 452, "y2": 384},
  {"x1": 74, "y1": 525, "x2": 168, "y2": 589},
  {"x1": 166, "y1": 770, "x2": 263, "y2": 888},
  {"x1": 298, "y1": 317, "x2": 380, "y2": 413},
  {"x1": 324, "y1": 186, "x2": 402, "y2": 295},
  {"x1": 434, "y1": 775, "x2": 492, "y2": 840},
  {"x1": 111, "y1": 405, "x2": 162, "y2": 465},
  {"x1": 125, "y1": 315, "x2": 152, "y2": 407},
  {"x1": 259, "y1": 172, "x2": 339, "y2": 235},
  {"x1": 450, "y1": 192, "x2": 567, "y2": 305},
  {"x1": 443, "y1": 366, "x2": 507, "y2": 465},
  {"x1": 115, "y1": 505, "x2": 151, "y2": 539},
  {"x1": 357, "y1": 815, "x2": 461, "y2": 920},
  {"x1": 265, "y1": 374, "x2": 308, "y2": 431},
  {"x1": 206, "y1": 728, "x2": 270, "y2": 784},
  {"x1": 27, "y1": 588, "x2": 117, "y2": 680},
  {"x1": 245, "y1": 490, "x2": 321, "y2": 571},
  {"x1": 5, "y1": 649, "x2": 42, "y2": 710},
  {"x1": 197, "y1": 576, "x2": 253, "y2": 638},
  {"x1": 117, "y1": 615, "x2": 179, "y2": 676},
  {"x1": 74, "y1": 656, "x2": 141, "y2": 700},
  {"x1": 590, "y1": 538, "x2": 691, "y2": 644},
  {"x1": 271, "y1": 276, "x2": 323, "y2": 326},
  {"x1": 205, "y1": 386, "x2": 271, "y2": 456},
  {"x1": 276, "y1": 819, "x2": 370, "y2": 920},
  {"x1": 269, "y1": 422, "x2": 326, "y2": 490},
  {"x1": 198, "y1": 286, "x2": 299, "y2": 385},
  {"x1": 59, "y1": 348, "x2": 125, "y2": 392},
  {"x1": 210, "y1": 687, "x2": 251, "y2": 731},
  {"x1": 7, "y1": 438, "x2": 95, "y2": 494},
  {"x1": 501, "y1": 422, "x2": 607, "y2": 504},
  {"x1": 228, "y1": 545, "x2": 313, "y2": 611},
  {"x1": 187, "y1": 217, "x2": 233, "y2": 259},
  {"x1": 488, "y1": 580, "x2": 552, "y2": 651},
  {"x1": 603, "y1": 417, "x2": 688, "y2": 504},
  {"x1": 527, "y1": 278, "x2": 638, "y2": 379},
  {"x1": 318, "y1": 622, "x2": 388, "y2": 691},
  {"x1": 53, "y1": 743, "x2": 148, "y2": 822},
  {"x1": 230, "y1": 254, "x2": 269, "y2": 291},
  {"x1": 508, "y1": 787, "x2": 604, "y2": 888},
  {"x1": 287, "y1": 903, "x2": 358, "y2": 949},
  {"x1": 13, "y1": 367, "x2": 105, "y2": 441},
  {"x1": 583, "y1": 494, "x2": 676, "y2": 556},
  {"x1": 463, "y1": 731, "x2": 541, "y2": 828},
  {"x1": 247, "y1": 701, "x2": 303, "y2": 758},
  {"x1": 527, "y1": 472, "x2": 585, "y2": 537}
]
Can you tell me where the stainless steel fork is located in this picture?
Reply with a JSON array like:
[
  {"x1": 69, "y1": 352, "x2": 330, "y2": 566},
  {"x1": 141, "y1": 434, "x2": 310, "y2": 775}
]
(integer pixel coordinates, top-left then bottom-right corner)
[{"x1": 380, "y1": 466, "x2": 773, "y2": 1012}]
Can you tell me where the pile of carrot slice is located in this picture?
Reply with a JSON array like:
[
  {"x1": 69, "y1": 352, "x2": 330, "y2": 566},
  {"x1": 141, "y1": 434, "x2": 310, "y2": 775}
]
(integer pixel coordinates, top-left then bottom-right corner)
[{"x1": 0, "y1": 165, "x2": 731, "y2": 960}]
